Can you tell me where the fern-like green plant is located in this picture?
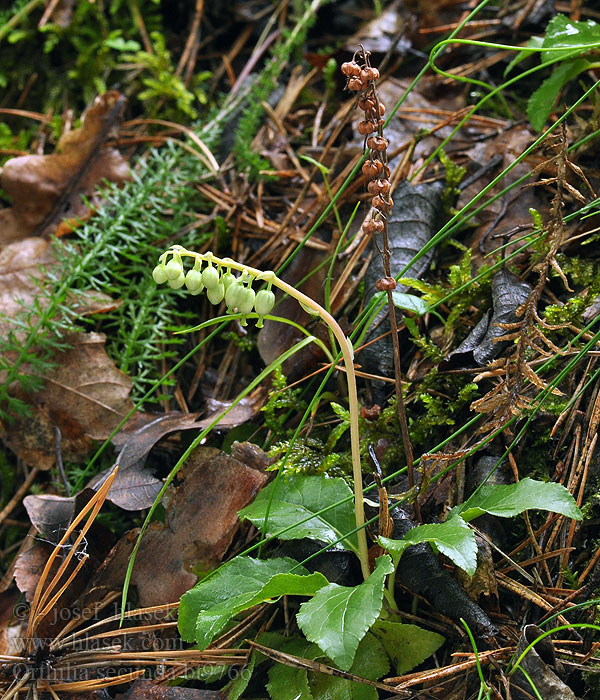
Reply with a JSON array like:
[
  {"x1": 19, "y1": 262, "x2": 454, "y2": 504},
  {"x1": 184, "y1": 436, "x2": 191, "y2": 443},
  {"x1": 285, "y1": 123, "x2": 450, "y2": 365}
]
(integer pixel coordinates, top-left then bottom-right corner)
[
  {"x1": 0, "y1": 140, "x2": 212, "y2": 420},
  {"x1": 123, "y1": 32, "x2": 210, "y2": 119}
]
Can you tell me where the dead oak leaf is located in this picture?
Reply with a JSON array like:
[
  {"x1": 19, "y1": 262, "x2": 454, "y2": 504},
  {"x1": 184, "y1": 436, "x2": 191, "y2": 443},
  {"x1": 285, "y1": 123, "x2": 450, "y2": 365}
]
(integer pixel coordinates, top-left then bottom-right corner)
[
  {"x1": 0, "y1": 91, "x2": 130, "y2": 245},
  {"x1": 0, "y1": 332, "x2": 134, "y2": 468}
]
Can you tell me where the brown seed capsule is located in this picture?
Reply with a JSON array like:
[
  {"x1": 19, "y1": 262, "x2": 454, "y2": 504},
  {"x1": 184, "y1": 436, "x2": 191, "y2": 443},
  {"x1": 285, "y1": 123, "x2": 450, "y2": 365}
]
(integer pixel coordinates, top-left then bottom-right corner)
[
  {"x1": 361, "y1": 67, "x2": 380, "y2": 83},
  {"x1": 375, "y1": 276, "x2": 397, "y2": 292},
  {"x1": 363, "y1": 220, "x2": 378, "y2": 235},
  {"x1": 382, "y1": 164, "x2": 391, "y2": 178},
  {"x1": 367, "y1": 135, "x2": 388, "y2": 151},
  {"x1": 358, "y1": 96, "x2": 377, "y2": 112},
  {"x1": 365, "y1": 106, "x2": 385, "y2": 122},
  {"x1": 347, "y1": 76, "x2": 366, "y2": 91},
  {"x1": 363, "y1": 219, "x2": 384, "y2": 235},
  {"x1": 358, "y1": 120, "x2": 378, "y2": 135},
  {"x1": 362, "y1": 159, "x2": 383, "y2": 179},
  {"x1": 372, "y1": 194, "x2": 393, "y2": 210},
  {"x1": 367, "y1": 178, "x2": 391, "y2": 195},
  {"x1": 341, "y1": 61, "x2": 361, "y2": 77}
]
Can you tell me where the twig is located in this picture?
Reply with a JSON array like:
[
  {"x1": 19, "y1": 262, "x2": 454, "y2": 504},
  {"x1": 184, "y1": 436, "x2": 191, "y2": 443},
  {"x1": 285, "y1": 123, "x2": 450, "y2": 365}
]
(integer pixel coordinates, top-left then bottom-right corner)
[{"x1": 0, "y1": 467, "x2": 39, "y2": 527}]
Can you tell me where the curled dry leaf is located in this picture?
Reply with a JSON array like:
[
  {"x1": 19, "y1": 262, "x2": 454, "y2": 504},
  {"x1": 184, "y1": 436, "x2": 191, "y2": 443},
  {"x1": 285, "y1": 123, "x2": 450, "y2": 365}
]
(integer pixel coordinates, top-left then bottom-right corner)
[
  {"x1": 0, "y1": 91, "x2": 130, "y2": 245},
  {"x1": 92, "y1": 412, "x2": 205, "y2": 511},
  {"x1": 17, "y1": 487, "x2": 114, "y2": 617},
  {"x1": 344, "y1": 0, "x2": 413, "y2": 55},
  {"x1": 440, "y1": 268, "x2": 533, "y2": 369},
  {"x1": 0, "y1": 332, "x2": 134, "y2": 468},
  {"x1": 510, "y1": 624, "x2": 578, "y2": 700}
]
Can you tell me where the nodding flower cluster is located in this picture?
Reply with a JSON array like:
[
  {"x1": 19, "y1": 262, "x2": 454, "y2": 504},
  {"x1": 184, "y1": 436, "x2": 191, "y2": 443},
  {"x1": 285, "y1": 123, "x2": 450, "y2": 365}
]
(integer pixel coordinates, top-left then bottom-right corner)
[
  {"x1": 342, "y1": 49, "x2": 392, "y2": 238},
  {"x1": 152, "y1": 247, "x2": 276, "y2": 327}
]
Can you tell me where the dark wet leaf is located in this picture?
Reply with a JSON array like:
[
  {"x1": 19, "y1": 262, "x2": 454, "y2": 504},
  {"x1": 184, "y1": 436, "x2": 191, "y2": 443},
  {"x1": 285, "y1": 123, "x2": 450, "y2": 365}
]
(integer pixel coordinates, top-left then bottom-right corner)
[
  {"x1": 202, "y1": 394, "x2": 264, "y2": 430},
  {"x1": 441, "y1": 267, "x2": 532, "y2": 369},
  {"x1": 230, "y1": 440, "x2": 273, "y2": 472},
  {"x1": 510, "y1": 625, "x2": 578, "y2": 700},
  {"x1": 117, "y1": 680, "x2": 220, "y2": 700},
  {"x1": 389, "y1": 507, "x2": 497, "y2": 641},
  {"x1": 361, "y1": 181, "x2": 444, "y2": 383}
]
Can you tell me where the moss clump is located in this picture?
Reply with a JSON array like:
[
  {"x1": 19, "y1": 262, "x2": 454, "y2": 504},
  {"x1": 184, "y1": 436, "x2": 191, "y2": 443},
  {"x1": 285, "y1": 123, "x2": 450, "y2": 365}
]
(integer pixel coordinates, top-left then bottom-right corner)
[{"x1": 268, "y1": 436, "x2": 350, "y2": 476}]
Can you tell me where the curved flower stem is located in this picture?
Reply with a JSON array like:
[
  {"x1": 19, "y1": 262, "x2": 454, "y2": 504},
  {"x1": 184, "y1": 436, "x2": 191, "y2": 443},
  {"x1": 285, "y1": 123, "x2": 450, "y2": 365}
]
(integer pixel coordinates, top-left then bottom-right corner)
[{"x1": 166, "y1": 246, "x2": 370, "y2": 579}]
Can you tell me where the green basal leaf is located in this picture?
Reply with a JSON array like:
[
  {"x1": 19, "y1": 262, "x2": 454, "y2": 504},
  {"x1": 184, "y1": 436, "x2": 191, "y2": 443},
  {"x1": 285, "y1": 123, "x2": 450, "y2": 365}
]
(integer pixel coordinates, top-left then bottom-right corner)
[
  {"x1": 269, "y1": 665, "x2": 314, "y2": 700},
  {"x1": 178, "y1": 556, "x2": 328, "y2": 647},
  {"x1": 527, "y1": 58, "x2": 591, "y2": 132},
  {"x1": 267, "y1": 638, "x2": 321, "y2": 700},
  {"x1": 541, "y1": 14, "x2": 600, "y2": 63},
  {"x1": 226, "y1": 652, "x2": 256, "y2": 700},
  {"x1": 379, "y1": 517, "x2": 477, "y2": 576},
  {"x1": 370, "y1": 620, "x2": 445, "y2": 675},
  {"x1": 296, "y1": 555, "x2": 394, "y2": 671},
  {"x1": 456, "y1": 477, "x2": 583, "y2": 522},
  {"x1": 239, "y1": 473, "x2": 358, "y2": 552},
  {"x1": 308, "y1": 633, "x2": 389, "y2": 700}
]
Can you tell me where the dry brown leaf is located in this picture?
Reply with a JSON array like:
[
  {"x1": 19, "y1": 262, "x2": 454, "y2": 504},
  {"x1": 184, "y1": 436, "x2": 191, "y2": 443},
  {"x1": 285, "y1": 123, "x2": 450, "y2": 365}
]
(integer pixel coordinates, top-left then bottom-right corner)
[
  {"x1": 0, "y1": 332, "x2": 134, "y2": 468},
  {"x1": 0, "y1": 237, "x2": 117, "y2": 350},
  {"x1": 0, "y1": 91, "x2": 130, "y2": 245},
  {"x1": 0, "y1": 238, "x2": 56, "y2": 342},
  {"x1": 344, "y1": 0, "x2": 413, "y2": 54},
  {"x1": 91, "y1": 412, "x2": 204, "y2": 511},
  {"x1": 130, "y1": 447, "x2": 267, "y2": 606}
]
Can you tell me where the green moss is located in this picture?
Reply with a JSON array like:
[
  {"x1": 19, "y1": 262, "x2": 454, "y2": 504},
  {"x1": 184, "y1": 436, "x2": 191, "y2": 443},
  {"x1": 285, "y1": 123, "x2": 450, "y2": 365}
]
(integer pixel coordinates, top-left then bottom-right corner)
[
  {"x1": 268, "y1": 436, "x2": 350, "y2": 476},
  {"x1": 439, "y1": 148, "x2": 467, "y2": 216},
  {"x1": 262, "y1": 367, "x2": 307, "y2": 436},
  {"x1": 544, "y1": 254, "x2": 600, "y2": 325},
  {"x1": 409, "y1": 378, "x2": 480, "y2": 448}
]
